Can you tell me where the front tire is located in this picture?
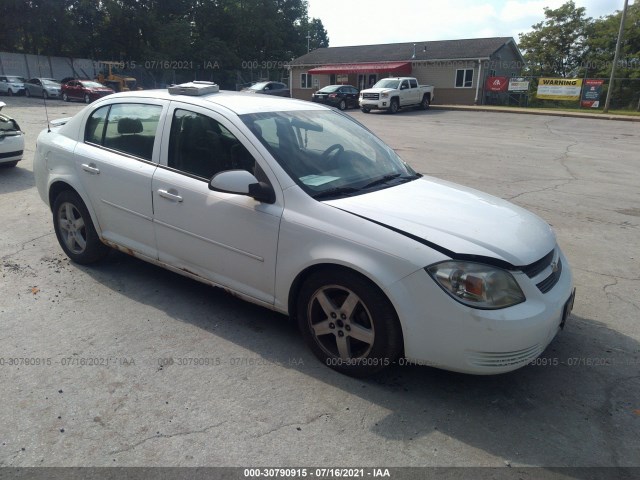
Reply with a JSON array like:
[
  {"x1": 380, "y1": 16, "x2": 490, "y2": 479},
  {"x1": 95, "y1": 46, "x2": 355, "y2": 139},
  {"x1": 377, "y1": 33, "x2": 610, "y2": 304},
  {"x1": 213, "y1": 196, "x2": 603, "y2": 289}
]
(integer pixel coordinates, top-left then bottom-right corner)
[
  {"x1": 62, "y1": 92, "x2": 69, "y2": 102},
  {"x1": 52, "y1": 191, "x2": 109, "y2": 264},
  {"x1": 43, "y1": 90, "x2": 49, "y2": 99},
  {"x1": 338, "y1": 99, "x2": 347, "y2": 110},
  {"x1": 8, "y1": 89, "x2": 14, "y2": 97},
  {"x1": 389, "y1": 99, "x2": 399, "y2": 114},
  {"x1": 361, "y1": 106, "x2": 370, "y2": 113},
  {"x1": 0, "y1": 161, "x2": 19, "y2": 168},
  {"x1": 297, "y1": 268, "x2": 403, "y2": 377},
  {"x1": 84, "y1": 94, "x2": 91, "y2": 104}
]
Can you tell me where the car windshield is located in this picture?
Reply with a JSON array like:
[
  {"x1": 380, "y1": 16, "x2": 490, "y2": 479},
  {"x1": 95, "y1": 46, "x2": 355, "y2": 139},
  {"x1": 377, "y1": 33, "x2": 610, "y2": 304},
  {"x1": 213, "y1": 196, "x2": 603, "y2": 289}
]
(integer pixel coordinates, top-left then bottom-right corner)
[
  {"x1": 42, "y1": 79, "x2": 60, "y2": 86},
  {"x1": 248, "y1": 82, "x2": 269, "y2": 91},
  {"x1": 317, "y1": 86, "x2": 341, "y2": 93},
  {"x1": 373, "y1": 79, "x2": 400, "y2": 89},
  {"x1": 80, "y1": 81, "x2": 104, "y2": 88},
  {"x1": 240, "y1": 110, "x2": 419, "y2": 199}
]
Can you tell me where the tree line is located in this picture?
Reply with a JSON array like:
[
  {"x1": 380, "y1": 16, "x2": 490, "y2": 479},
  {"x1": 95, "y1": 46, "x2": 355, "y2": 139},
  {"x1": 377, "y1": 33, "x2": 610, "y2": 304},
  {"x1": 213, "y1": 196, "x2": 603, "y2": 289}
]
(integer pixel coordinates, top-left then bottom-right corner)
[
  {"x1": 518, "y1": 1, "x2": 639, "y2": 109},
  {"x1": 0, "y1": 0, "x2": 329, "y2": 86},
  {"x1": 518, "y1": 1, "x2": 639, "y2": 79}
]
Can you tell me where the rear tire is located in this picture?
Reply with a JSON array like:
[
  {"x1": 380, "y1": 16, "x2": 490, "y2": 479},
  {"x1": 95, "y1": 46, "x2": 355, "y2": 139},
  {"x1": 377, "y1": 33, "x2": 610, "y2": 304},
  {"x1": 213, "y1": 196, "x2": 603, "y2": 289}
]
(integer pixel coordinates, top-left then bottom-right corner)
[
  {"x1": 62, "y1": 93, "x2": 69, "y2": 102},
  {"x1": 84, "y1": 94, "x2": 91, "y2": 104},
  {"x1": 420, "y1": 95, "x2": 430, "y2": 110},
  {"x1": 52, "y1": 190, "x2": 109, "y2": 264},
  {"x1": 8, "y1": 89, "x2": 14, "y2": 97},
  {"x1": 361, "y1": 107, "x2": 370, "y2": 113},
  {"x1": 297, "y1": 268, "x2": 403, "y2": 377},
  {"x1": 338, "y1": 99, "x2": 347, "y2": 110},
  {"x1": 25, "y1": 89, "x2": 31, "y2": 97}
]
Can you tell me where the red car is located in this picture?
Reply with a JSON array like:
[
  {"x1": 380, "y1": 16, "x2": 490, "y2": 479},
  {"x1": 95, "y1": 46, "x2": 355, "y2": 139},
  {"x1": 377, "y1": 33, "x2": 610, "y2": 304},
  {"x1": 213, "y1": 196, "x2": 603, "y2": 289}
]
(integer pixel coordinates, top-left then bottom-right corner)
[{"x1": 62, "y1": 80, "x2": 114, "y2": 103}]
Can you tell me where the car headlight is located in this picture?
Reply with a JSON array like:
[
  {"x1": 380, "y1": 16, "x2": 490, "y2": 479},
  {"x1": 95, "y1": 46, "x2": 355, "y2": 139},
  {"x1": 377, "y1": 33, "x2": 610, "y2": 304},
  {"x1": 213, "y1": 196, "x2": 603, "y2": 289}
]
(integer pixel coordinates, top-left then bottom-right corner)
[
  {"x1": 426, "y1": 261, "x2": 525, "y2": 309},
  {"x1": 380, "y1": 92, "x2": 389, "y2": 98}
]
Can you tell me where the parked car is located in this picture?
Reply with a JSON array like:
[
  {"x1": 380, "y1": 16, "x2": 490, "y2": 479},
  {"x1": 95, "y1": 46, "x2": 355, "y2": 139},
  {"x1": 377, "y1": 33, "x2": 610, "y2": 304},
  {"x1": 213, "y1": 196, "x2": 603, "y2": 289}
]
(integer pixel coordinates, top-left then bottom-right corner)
[
  {"x1": 0, "y1": 76, "x2": 26, "y2": 96},
  {"x1": 62, "y1": 80, "x2": 114, "y2": 103},
  {"x1": 0, "y1": 102, "x2": 24, "y2": 167},
  {"x1": 312, "y1": 85, "x2": 359, "y2": 110},
  {"x1": 241, "y1": 81, "x2": 290, "y2": 97},
  {"x1": 359, "y1": 77, "x2": 434, "y2": 113},
  {"x1": 25, "y1": 78, "x2": 62, "y2": 99},
  {"x1": 33, "y1": 82, "x2": 575, "y2": 377}
]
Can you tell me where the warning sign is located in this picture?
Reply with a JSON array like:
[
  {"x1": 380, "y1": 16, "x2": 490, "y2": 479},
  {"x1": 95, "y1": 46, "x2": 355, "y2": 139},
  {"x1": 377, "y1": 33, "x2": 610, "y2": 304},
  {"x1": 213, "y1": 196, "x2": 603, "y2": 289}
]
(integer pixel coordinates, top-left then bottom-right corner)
[{"x1": 537, "y1": 78, "x2": 583, "y2": 100}]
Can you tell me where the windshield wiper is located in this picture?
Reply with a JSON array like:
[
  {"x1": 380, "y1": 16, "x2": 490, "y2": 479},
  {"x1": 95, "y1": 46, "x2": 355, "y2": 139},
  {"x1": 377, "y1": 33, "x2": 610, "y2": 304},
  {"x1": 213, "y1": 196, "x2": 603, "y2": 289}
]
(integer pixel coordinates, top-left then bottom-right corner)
[
  {"x1": 361, "y1": 173, "x2": 420, "y2": 190},
  {"x1": 312, "y1": 186, "x2": 362, "y2": 200}
]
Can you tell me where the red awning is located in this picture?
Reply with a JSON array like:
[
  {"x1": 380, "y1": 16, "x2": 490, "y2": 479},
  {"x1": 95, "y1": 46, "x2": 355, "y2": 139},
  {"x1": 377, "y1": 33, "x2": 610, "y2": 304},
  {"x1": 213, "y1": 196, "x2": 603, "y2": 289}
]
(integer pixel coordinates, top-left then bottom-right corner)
[{"x1": 307, "y1": 62, "x2": 412, "y2": 75}]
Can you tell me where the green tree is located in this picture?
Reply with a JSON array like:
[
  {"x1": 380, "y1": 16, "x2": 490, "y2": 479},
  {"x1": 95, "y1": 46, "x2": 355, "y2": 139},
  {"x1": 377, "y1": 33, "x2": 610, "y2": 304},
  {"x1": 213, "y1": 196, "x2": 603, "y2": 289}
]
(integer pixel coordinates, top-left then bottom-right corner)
[{"x1": 518, "y1": 1, "x2": 591, "y2": 77}]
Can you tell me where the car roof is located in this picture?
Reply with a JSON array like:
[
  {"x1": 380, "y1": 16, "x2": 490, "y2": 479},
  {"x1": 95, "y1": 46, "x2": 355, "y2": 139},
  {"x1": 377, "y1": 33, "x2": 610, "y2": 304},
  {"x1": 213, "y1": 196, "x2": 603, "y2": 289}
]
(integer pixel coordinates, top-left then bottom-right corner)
[{"x1": 99, "y1": 89, "x2": 328, "y2": 115}]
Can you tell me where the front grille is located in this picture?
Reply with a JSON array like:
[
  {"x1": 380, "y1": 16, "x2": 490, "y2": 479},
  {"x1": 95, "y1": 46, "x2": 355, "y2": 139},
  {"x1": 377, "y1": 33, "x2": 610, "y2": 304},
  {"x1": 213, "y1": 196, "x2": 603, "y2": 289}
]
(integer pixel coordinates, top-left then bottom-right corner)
[
  {"x1": 0, "y1": 150, "x2": 23, "y2": 159},
  {"x1": 362, "y1": 93, "x2": 379, "y2": 100},
  {"x1": 521, "y1": 249, "x2": 554, "y2": 278},
  {"x1": 467, "y1": 344, "x2": 544, "y2": 368},
  {"x1": 537, "y1": 258, "x2": 562, "y2": 293}
]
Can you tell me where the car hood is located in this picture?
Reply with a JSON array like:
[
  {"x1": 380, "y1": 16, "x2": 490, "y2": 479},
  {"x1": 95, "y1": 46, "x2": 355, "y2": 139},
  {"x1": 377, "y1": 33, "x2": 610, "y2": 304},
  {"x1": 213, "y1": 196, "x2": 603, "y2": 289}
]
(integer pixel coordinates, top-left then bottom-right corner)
[
  {"x1": 325, "y1": 177, "x2": 556, "y2": 267},
  {"x1": 361, "y1": 88, "x2": 395, "y2": 94}
]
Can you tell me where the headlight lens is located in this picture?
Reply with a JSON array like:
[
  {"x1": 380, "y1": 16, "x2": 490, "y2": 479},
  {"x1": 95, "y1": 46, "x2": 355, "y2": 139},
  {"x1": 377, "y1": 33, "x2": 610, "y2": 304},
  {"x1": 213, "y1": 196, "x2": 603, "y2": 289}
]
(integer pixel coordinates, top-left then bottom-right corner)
[
  {"x1": 380, "y1": 92, "x2": 389, "y2": 98},
  {"x1": 426, "y1": 261, "x2": 525, "y2": 309}
]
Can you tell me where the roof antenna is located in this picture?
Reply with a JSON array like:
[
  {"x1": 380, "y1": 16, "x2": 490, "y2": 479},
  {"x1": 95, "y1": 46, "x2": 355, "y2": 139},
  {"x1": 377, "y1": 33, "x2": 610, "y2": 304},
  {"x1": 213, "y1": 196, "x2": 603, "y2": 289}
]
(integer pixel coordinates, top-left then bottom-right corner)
[{"x1": 36, "y1": 53, "x2": 51, "y2": 132}]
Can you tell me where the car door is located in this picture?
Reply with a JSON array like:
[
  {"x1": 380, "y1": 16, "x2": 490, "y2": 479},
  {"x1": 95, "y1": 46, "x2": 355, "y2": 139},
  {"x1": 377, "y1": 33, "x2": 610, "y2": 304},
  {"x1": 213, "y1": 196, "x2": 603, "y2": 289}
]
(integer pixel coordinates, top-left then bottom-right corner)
[
  {"x1": 65, "y1": 81, "x2": 78, "y2": 99},
  {"x1": 152, "y1": 102, "x2": 283, "y2": 304},
  {"x1": 73, "y1": 100, "x2": 168, "y2": 258},
  {"x1": 27, "y1": 79, "x2": 38, "y2": 96}
]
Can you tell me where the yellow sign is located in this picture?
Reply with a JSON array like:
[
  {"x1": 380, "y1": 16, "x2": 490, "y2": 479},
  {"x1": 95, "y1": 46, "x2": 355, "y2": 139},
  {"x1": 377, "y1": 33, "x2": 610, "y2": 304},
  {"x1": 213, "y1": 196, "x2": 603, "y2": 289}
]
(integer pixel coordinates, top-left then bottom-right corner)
[{"x1": 537, "y1": 78, "x2": 583, "y2": 100}]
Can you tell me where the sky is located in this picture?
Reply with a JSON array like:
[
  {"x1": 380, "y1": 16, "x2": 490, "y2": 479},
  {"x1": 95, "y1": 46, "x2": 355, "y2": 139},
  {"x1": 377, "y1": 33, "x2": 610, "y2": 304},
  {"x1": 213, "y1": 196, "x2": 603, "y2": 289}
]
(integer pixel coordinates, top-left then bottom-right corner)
[{"x1": 307, "y1": 0, "x2": 630, "y2": 47}]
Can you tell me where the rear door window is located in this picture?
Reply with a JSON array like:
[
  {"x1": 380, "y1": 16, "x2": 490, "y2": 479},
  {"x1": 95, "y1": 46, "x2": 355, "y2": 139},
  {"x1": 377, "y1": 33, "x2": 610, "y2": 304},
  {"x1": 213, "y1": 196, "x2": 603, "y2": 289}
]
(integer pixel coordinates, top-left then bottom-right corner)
[{"x1": 84, "y1": 103, "x2": 163, "y2": 161}]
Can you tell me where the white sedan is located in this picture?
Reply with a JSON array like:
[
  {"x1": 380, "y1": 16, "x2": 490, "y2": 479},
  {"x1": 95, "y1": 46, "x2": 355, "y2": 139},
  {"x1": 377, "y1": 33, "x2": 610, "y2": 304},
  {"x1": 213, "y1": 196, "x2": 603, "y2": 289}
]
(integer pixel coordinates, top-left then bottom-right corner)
[
  {"x1": 33, "y1": 82, "x2": 575, "y2": 376},
  {"x1": 0, "y1": 101, "x2": 24, "y2": 167}
]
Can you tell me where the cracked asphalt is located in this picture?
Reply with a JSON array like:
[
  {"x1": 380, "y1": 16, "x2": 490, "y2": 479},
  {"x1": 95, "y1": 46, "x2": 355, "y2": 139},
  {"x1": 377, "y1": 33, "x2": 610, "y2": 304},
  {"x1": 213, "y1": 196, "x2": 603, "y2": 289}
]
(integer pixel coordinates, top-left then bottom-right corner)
[{"x1": 0, "y1": 96, "x2": 638, "y2": 473}]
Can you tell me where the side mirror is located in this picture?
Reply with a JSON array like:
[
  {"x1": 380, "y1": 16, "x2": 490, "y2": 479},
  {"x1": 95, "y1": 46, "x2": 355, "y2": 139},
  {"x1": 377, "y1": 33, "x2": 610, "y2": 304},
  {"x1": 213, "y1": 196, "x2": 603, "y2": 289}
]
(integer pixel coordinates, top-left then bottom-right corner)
[{"x1": 209, "y1": 170, "x2": 276, "y2": 204}]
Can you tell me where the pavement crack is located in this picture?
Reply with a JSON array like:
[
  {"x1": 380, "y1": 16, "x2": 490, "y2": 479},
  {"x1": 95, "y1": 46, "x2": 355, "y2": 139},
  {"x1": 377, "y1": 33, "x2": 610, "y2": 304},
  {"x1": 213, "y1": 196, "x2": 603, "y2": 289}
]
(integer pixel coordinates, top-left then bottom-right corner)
[
  {"x1": 1, "y1": 232, "x2": 54, "y2": 261},
  {"x1": 108, "y1": 420, "x2": 227, "y2": 455},
  {"x1": 251, "y1": 414, "x2": 330, "y2": 439}
]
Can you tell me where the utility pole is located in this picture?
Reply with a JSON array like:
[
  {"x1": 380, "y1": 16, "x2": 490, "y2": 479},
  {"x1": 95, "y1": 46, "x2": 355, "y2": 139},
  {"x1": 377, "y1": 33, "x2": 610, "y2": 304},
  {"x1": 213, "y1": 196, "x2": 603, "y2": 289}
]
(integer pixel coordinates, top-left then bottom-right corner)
[
  {"x1": 307, "y1": 31, "x2": 311, "y2": 53},
  {"x1": 603, "y1": 0, "x2": 629, "y2": 113}
]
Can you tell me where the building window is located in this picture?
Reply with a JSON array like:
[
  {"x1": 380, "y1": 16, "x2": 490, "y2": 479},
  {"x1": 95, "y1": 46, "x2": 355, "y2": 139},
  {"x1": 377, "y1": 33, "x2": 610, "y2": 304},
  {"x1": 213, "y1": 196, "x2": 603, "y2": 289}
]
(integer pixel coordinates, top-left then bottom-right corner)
[
  {"x1": 455, "y1": 69, "x2": 474, "y2": 88},
  {"x1": 301, "y1": 73, "x2": 313, "y2": 89}
]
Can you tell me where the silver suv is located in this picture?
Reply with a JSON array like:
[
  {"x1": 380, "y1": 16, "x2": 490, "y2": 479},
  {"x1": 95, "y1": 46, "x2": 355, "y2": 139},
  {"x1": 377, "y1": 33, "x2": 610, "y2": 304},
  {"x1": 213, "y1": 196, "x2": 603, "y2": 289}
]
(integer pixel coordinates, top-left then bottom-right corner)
[{"x1": 0, "y1": 76, "x2": 26, "y2": 96}]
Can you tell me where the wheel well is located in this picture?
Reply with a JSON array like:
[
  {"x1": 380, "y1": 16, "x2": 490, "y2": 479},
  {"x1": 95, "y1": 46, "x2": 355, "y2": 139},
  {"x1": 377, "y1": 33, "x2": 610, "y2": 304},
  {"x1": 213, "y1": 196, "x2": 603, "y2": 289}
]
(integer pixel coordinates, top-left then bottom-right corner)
[
  {"x1": 423, "y1": 92, "x2": 431, "y2": 102},
  {"x1": 288, "y1": 263, "x2": 405, "y2": 353},
  {"x1": 48, "y1": 181, "x2": 76, "y2": 211}
]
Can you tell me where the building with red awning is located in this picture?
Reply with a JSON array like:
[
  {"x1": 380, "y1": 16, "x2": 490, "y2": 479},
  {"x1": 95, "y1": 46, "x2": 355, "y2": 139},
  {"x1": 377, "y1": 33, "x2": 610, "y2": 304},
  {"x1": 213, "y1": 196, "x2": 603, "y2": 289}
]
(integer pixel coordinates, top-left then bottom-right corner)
[{"x1": 288, "y1": 37, "x2": 524, "y2": 105}]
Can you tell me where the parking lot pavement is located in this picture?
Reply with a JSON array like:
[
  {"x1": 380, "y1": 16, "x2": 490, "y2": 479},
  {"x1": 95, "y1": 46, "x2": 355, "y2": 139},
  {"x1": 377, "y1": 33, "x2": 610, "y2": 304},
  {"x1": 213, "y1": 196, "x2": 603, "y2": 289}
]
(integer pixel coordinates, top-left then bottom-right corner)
[{"x1": 0, "y1": 96, "x2": 639, "y2": 472}]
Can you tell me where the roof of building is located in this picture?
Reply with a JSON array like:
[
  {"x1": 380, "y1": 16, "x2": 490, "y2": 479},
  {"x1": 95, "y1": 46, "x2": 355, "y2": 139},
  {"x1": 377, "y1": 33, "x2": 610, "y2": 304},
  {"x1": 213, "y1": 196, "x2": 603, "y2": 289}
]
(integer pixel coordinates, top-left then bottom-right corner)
[{"x1": 291, "y1": 37, "x2": 522, "y2": 66}]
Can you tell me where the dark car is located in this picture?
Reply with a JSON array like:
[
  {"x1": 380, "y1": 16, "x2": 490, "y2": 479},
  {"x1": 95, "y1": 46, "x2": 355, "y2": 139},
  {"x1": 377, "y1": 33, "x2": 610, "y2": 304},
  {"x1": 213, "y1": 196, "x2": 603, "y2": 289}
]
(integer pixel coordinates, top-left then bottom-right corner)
[
  {"x1": 62, "y1": 80, "x2": 114, "y2": 103},
  {"x1": 311, "y1": 85, "x2": 360, "y2": 110},
  {"x1": 241, "y1": 81, "x2": 290, "y2": 97}
]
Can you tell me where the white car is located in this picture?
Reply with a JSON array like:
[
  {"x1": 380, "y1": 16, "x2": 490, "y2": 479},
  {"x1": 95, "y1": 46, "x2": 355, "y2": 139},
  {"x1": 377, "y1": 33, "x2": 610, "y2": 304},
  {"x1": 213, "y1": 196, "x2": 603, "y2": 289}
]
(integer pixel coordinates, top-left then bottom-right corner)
[
  {"x1": 0, "y1": 101, "x2": 24, "y2": 167},
  {"x1": 33, "y1": 82, "x2": 575, "y2": 376}
]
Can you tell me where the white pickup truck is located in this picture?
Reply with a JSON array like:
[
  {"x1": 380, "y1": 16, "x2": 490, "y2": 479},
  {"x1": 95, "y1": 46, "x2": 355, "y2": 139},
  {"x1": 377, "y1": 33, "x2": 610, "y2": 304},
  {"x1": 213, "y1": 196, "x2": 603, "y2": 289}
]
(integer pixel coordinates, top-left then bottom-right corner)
[{"x1": 359, "y1": 77, "x2": 434, "y2": 113}]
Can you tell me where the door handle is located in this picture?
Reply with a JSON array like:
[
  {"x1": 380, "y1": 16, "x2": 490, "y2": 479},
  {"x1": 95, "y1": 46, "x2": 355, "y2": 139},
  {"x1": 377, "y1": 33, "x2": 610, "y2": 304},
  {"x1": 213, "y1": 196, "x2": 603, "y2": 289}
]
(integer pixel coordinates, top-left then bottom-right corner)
[
  {"x1": 158, "y1": 189, "x2": 183, "y2": 202},
  {"x1": 81, "y1": 163, "x2": 100, "y2": 174}
]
